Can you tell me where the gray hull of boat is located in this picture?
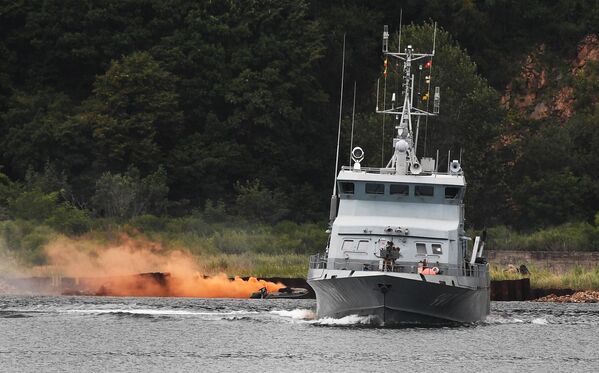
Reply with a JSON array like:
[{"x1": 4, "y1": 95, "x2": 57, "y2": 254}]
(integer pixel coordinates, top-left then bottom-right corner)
[{"x1": 307, "y1": 274, "x2": 490, "y2": 324}]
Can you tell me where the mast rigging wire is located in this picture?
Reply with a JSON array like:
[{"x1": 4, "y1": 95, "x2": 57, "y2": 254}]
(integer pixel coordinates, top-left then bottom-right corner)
[{"x1": 331, "y1": 34, "x2": 346, "y2": 196}]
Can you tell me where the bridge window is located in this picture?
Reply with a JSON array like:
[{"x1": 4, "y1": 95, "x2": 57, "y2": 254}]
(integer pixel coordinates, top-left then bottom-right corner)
[
  {"x1": 339, "y1": 182, "x2": 355, "y2": 194},
  {"x1": 432, "y1": 244, "x2": 443, "y2": 254},
  {"x1": 341, "y1": 240, "x2": 354, "y2": 251},
  {"x1": 356, "y1": 240, "x2": 369, "y2": 252},
  {"x1": 445, "y1": 187, "x2": 460, "y2": 199},
  {"x1": 365, "y1": 183, "x2": 385, "y2": 194},
  {"x1": 415, "y1": 185, "x2": 434, "y2": 197},
  {"x1": 390, "y1": 184, "x2": 409, "y2": 196},
  {"x1": 416, "y1": 243, "x2": 427, "y2": 255}
]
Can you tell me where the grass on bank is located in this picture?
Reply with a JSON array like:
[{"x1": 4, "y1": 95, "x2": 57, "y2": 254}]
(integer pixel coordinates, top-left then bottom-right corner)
[
  {"x1": 197, "y1": 253, "x2": 309, "y2": 278},
  {"x1": 483, "y1": 219, "x2": 599, "y2": 252},
  {"x1": 490, "y1": 264, "x2": 599, "y2": 290}
]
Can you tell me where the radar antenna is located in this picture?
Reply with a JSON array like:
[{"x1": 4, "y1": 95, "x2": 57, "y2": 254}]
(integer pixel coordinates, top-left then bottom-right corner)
[{"x1": 376, "y1": 23, "x2": 440, "y2": 175}]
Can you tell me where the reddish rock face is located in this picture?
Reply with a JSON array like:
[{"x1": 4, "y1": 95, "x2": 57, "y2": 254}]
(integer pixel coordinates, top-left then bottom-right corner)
[
  {"x1": 530, "y1": 102, "x2": 549, "y2": 120},
  {"x1": 501, "y1": 45, "x2": 547, "y2": 113},
  {"x1": 502, "y1": 34, "x2": 599, "y2": 122},
  {"x1": 553, "y1": 86, "x2": 575, "y2": 120},
  {"x1": 573, "y1": 34, "x2": 599, "y2": 72}
]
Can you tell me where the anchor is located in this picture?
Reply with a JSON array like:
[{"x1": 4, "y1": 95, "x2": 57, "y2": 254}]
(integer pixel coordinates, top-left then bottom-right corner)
[{"x1": 377, "y1": 283, "x2": 392, "y2": 294}]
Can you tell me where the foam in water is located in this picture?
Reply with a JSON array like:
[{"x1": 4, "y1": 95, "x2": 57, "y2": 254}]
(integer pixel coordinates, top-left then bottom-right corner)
[
  {"x1": 485, "y1": 315, "x2": 525, "y2": 324},
  {"x1": 484, "y1": 314, "x2": 551, "y2": 325},
  {"x1": 270, "y1": 309, "x2": 316, "y2": 320},
  {"x1": 311, "y1": 314, "x2": 375, "y2": 326},
  {"x1": 271, "y1": 309, "x2": 375, "y2": 326},
  {"x1": 65, "y1": 309, "x2": 257, "y2": 316},
  {"x1": 531, "y1": 317, "x2": 548, "y2": 325}
]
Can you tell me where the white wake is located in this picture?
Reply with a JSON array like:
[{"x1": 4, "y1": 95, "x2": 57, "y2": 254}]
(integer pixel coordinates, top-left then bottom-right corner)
[
  {"x1": 65, "y1": 309, "x2": 257, "y2": 316},
  {"x1": 271, "y1": 308, "x2": 375, "y2": 325},
  {"x1": 270, "y1": 308, "x2": 316, "y2": 320}
]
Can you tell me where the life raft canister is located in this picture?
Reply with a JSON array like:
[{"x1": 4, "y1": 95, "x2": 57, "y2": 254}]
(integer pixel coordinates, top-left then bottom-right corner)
[{"x1": 421, "y1": 267, "x2": 439, "y2": 275}]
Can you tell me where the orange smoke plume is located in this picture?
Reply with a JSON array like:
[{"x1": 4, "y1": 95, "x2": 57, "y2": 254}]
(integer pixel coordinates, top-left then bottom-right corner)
[{"x1": 43, "y1": 235, "x2": 284, "y2": 298}]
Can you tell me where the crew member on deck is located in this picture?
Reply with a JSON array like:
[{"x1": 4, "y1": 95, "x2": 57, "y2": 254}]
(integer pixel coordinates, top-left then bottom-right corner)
[{"x1": 418, "y1": 258, "x2": 428, "y2": 274}]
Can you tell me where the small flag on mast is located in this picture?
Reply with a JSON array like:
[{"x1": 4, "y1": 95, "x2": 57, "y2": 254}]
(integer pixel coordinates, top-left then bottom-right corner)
[{"x1": 383, "y1": 58, "x2": 388, "y2": 78}]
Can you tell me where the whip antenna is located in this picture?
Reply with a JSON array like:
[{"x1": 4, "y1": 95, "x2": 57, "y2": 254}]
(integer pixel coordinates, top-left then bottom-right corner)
[
  {"x1": 398, "y1": 9, "x2": 403, "y2": 53},
  {"x1": 381, "y1": 77, "x2": 387, "y2": 167},
  {"x1": 329, "y1": 34, "x2": 346, "y2": 223},
  {"x1": 349, "y1": 81, "x2": 357, "y2": 165},
  {"x1": 423, "y1": 22, "x2": 437, "y2": 156}
]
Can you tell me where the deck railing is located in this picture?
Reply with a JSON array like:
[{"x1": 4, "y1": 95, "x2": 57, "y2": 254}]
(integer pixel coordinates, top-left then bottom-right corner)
[
  {"x1": 309, "y1": 253, "x2": 488, "y2": 280},
  {"x1": 340, "y1": 165, "x2": 454, "y2": 176}
]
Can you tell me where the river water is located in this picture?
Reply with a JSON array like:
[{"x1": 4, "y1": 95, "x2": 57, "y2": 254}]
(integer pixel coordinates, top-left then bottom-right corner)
[{"x1": 1, "y1": 295, "x2": 598, "y2": 372}]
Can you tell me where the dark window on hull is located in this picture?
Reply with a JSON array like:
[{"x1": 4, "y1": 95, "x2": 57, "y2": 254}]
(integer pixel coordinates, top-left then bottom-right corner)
[
  {"x1": 445, "y1": 187, "x2": 460, "y2": 199},
  {"x1": 365, "y1": 183, "x2": 385, "y2": 194},
  {"x1": 415, "y1": 185, "x2": 434, "y2": 197},
  {"x1": 390, "y1": 184, "x2": 409, "y2": 196},
  {"x1": 340, "y1": 182, "x2": 355, "y2": 194}
]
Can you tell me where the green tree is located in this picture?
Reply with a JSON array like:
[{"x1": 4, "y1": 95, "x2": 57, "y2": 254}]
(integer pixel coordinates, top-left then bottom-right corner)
[
  {"x1": 513, "y1": 170, "x2": 592, "y2": 228},
  {"x1": 0, "y1": 91, "x2": 77, "y2": 176},
  {"x1": 155, "y1": 0, "x2": 329, "y2": 207},
  {"x1": 87, "y1": 51, "x2": 183, "y2": 174},
  {"x1": 234, "y1": 180, "x2": 289, "y2": 224},
  {"x1": 91, "y1": 166, "x2": 169, "y2": 218},
  {"x1": 6, "y1": 189, "x2": 90, "y2": 235},
  {"x1": 0, "y1": 170, "x2": 19, "y2": 220}
]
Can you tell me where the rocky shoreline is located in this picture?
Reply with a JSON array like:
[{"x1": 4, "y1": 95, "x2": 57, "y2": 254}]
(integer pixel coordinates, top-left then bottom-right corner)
[{"x1": 535, "y1": 291, "x2": 599, "y2": 303}]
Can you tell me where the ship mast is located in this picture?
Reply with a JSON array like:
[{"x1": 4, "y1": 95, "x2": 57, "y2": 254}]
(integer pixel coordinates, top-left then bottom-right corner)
[{"x1": 376, "y1": 24, "x2": 439, "y2": 175}]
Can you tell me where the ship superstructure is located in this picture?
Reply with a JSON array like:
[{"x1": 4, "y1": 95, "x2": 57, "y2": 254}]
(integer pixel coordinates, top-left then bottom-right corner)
[{"x1": 307, "y1": 24, "x2": 490, "y2": 324}]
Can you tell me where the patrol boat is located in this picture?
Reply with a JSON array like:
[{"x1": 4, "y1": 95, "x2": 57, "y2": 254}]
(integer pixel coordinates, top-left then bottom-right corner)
[{"x1": 307, "y1": 25, "x2": 490, "y2": 324}]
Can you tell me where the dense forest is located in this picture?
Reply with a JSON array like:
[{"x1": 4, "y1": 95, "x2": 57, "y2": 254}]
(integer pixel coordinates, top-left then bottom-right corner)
[{"x1": 2, "y1": 0, "x2": 599, "y2": 236}]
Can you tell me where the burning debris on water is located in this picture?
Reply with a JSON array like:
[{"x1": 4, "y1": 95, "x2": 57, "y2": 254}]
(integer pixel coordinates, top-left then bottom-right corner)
[
  {"x1": 61, "y1": 272, "x2": 284, "y2": 298},
  {"x1": 10, "y1": 234, "x2": 285, "y2": 298}
]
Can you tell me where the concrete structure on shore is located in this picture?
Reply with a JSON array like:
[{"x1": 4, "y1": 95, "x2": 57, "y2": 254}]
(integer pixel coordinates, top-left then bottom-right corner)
[{"x1": 487, "y1": 250, "x2": 599, "y2": 273}]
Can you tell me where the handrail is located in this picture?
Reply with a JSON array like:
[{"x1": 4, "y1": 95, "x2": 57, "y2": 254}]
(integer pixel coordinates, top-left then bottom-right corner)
[
  {"x1": 309, "y1": 254, "x2": 488, "y2": 279},
  {"x1": 340, "y1": 165, "x2": 457, "y2": 176}
]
